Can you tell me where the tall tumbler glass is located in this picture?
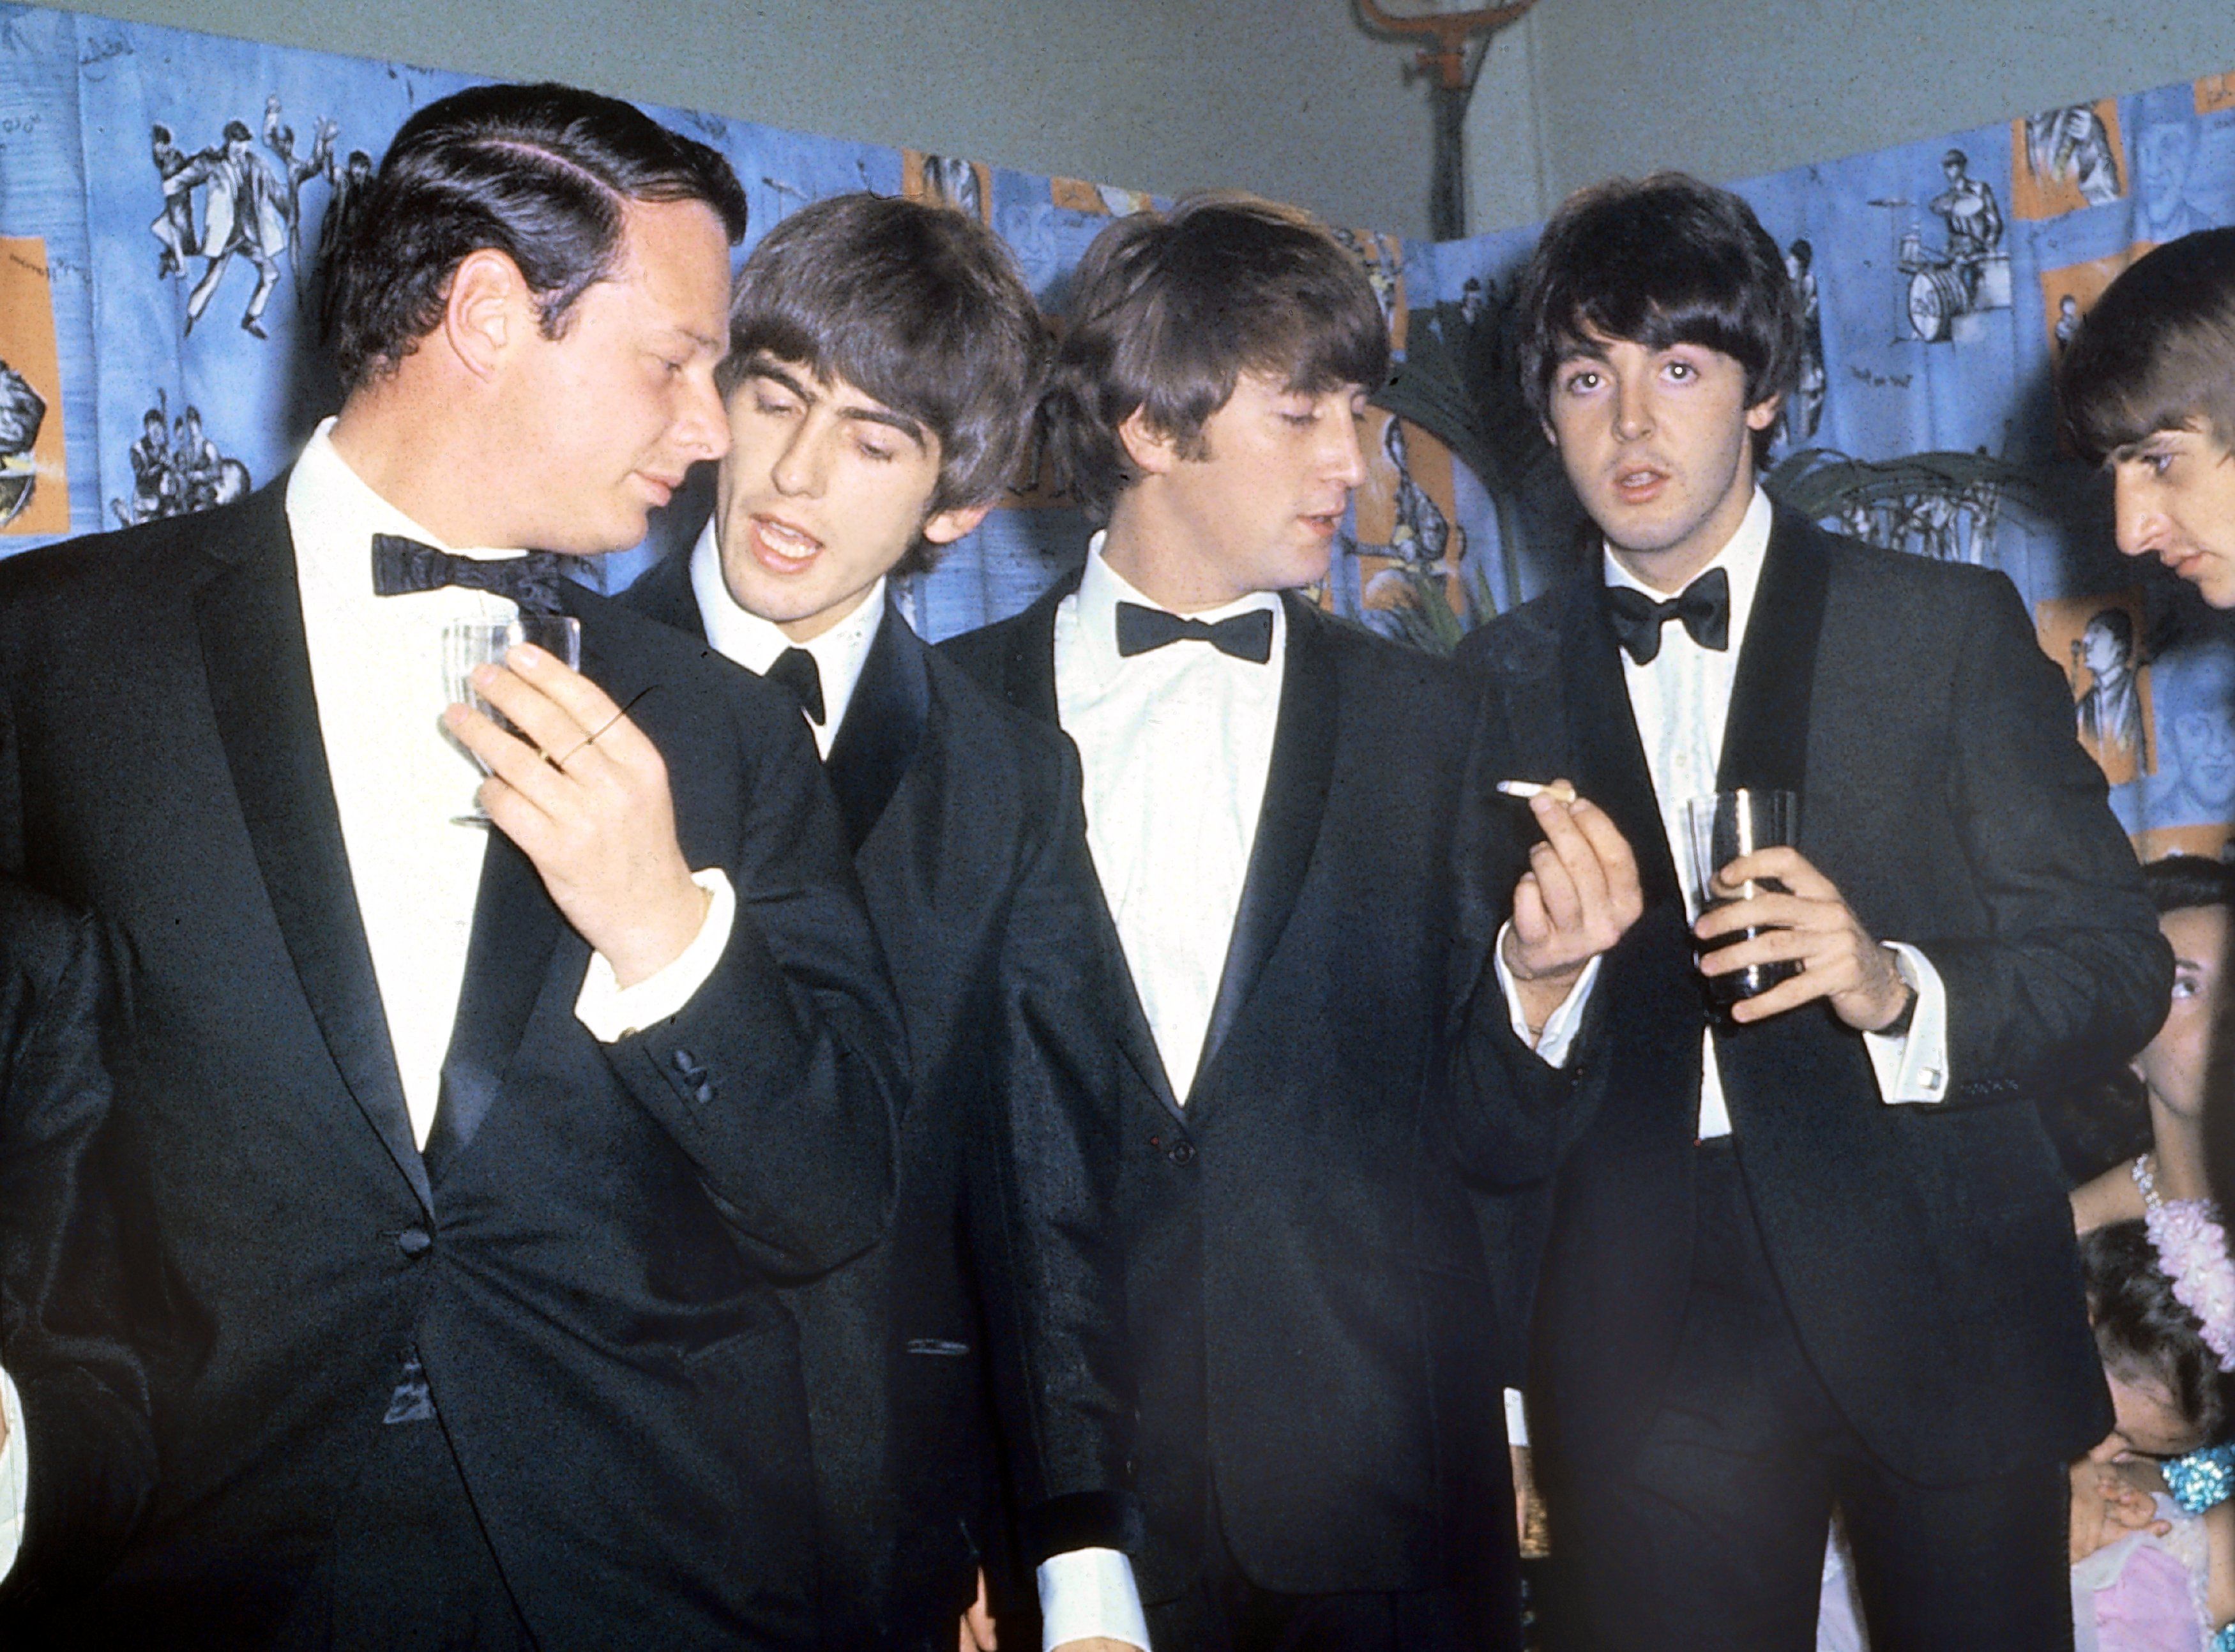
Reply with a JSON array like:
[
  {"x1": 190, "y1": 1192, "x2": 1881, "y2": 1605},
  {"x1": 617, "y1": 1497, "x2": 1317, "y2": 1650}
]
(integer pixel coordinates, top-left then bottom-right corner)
[{"x1": 1683, "y1": 787, "x2": 1801, "y2": 1010}]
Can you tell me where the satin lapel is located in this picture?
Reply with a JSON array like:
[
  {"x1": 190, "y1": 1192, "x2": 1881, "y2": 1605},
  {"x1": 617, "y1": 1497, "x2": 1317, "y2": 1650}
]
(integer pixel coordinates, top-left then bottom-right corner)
[
  {"x1": 1715, "y1": 507, "x2": 1826, "y2": 798},
  {"x1": 824, "y1": 596, "x2": 929, "y2": 854},
  {"x1": 1557, "y1": 581, "x2": 1682, "y2": 909},
  {"x1": 1192, "y1": 596, "x2": 1337, "y2": 1096},
  {"x1": 426, "y1": 584, "x2": 654, "y2": 1172},
  {"x1": 192, "y1": 483, "x2": 431, "y2": 1213}
]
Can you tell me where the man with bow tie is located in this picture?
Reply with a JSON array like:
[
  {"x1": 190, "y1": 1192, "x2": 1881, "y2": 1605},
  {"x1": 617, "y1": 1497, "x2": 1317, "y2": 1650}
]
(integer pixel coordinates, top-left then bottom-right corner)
[
  {"x1": 945, "y1": 192, "x2": 1636, "y2": 1652},
  {"x1": 0, "y1": 82, "x2": 902, "y2": 1648},
  {"x1": 1457, "y1": 173, "x2": 2170, "y2": 1651},
  {"x1": 623, "y1": 191, "x2": 1141, "y2": 1652}
]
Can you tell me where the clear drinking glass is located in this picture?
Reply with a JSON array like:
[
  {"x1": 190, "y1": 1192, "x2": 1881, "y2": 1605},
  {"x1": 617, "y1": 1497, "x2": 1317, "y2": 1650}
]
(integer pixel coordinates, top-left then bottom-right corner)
[{"x1": 441, "y1": 614, "x2": 581, "y2": 825}]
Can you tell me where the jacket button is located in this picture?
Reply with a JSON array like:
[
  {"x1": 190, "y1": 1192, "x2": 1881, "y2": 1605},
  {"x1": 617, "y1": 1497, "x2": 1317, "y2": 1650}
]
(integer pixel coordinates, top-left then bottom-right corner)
[
  {"x1": 1169, "y1": 1140, "x2": 1197, "y2": 1167},
  {"x1": 396, "y1": 1227, "x2": 434, "y2": 1258}
]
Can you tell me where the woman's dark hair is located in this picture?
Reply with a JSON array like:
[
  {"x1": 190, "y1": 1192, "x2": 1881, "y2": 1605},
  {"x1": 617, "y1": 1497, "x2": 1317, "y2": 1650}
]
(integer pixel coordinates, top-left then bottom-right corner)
[
  {"x1": 1040, "y1": 191, "x2": 1390, "y2": 521},
  {"x1": 1517, "y1": 172, "x2": 1803, "y2": 469},
  {"x1": 720, "y1": 192, "x2": 1047, "y2": 570},
  {"x1": 2082, "y1": 1218, "x2": 2228, "y2": 1446},
  {"x1": 2144, "y1": 853, "x2": 2235, "y2": 917},
  {"x1": 2061, "y1": 228, "x2": 2235, "y2": 464},
  {"x1": 320, "y1": 81, "x2": 750, "y2": 396}
]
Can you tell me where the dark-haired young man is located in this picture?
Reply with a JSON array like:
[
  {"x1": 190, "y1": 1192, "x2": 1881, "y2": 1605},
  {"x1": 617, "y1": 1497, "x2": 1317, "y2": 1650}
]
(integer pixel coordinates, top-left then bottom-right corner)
[
  {"x1": 625, "y1": 192, "x2": 1137, "y2": 1652},
  {"x1": 0, "y1": 82, "x2": 902, "y2": 1648},
  {"x1": 946, "y1": 192, "x2": 1633, "y2": 1652},
  {"x1": 1460, "y1": 172, "x2": 2171, "y2": 1650},
  {"x1": 2061, "y1": 227, "x2": 2235, "y2": 609}
]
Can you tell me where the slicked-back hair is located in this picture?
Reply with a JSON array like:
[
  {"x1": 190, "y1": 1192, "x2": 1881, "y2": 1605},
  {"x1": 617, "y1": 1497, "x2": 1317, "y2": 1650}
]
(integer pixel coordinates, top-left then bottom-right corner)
[
  {"x1": 321, "y1": 81, "x2": 750, "y2": 397},
  {"x1": 2061, "y1": 229, "x2": 2235, "y2": 464},
  {"x1": 1519, "y1": 173, "x2": 1803, "y2": 469},
  {"x1": 719, "y1": 192, "x2": 1047, "y2": 573},
  {"x1": 2144, "y1": 852, "x2": 2235, "y2": 917},
  {"x1": 2082, "y1": 1218, "x2": 2228, "y2": 1449},
  {"x1": 1042, "y1": 191, "x2": 1391, "y2": 522}
]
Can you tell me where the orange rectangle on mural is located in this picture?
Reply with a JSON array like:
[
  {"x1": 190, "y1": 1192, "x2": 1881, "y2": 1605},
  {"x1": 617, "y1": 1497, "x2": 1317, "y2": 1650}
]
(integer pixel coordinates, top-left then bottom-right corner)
[
  {"x1": 2010, "y1": 101, "x2": 2128, "y2": 221},
  {"x1": 2197, "y1": 73, "x2": 2235, "y2": 116},
  {"x1": 0, "y1": 236, "x2": 68, "y2": 536}
]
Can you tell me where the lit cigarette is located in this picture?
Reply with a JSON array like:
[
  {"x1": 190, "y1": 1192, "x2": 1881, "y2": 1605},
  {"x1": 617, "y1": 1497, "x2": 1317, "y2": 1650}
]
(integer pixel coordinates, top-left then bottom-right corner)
[{"x1": 1496, "y1": 780, "x2": 1577, "y2": 803}]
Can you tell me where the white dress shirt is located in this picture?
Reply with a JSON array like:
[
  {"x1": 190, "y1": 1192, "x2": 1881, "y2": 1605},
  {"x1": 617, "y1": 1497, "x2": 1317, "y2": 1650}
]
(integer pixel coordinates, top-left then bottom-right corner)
[
  {"x1": 687, "y1": 517, "x2": 884, "y2": 757},
  {"x1": 285, "y1": 420, "x2": 733, "y2": 1139},
  {"x1": 1604, "y1": 485, "x2": 1949, "y2": 1137},
  {"x1": 1057, "y1": 535, "x2": 1285, "y2": 1102},
  {"x1": 1036, "y1": 533, "x2": 1291, "y2": 1652}
]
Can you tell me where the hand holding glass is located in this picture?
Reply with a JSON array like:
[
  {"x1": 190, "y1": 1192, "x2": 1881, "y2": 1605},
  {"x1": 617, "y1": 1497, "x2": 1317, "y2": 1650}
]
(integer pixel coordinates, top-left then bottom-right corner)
[
  {"x1": 442, "y1": 615, "x2": 582, "y2": 824},
  {"x1": 1684, "y1": 788, "x2": 1801, "y2": 1010}
]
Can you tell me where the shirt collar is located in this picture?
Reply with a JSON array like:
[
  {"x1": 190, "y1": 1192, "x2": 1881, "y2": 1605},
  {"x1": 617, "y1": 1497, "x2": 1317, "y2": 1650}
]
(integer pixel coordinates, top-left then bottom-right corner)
[
  {"x1": 1071, "y1": 529, "x2": 1285, "y2": 688},
  {"x1": 1602, "y1": 484, "x2": 1773, "y2": 658},
  {"x1": 287, "y1": 416, "x2": 525, "y2": 568},
  {"x1": 688, "y1": 515, "x2": 886, "y2": 739}
]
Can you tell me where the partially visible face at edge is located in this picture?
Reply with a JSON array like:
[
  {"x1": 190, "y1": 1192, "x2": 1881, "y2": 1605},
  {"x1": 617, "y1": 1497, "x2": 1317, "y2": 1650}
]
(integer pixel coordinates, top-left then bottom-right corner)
[
  {"x1": 2133, "y1": 902, "x2": 2230, "y2": 1121},
  {"x1": 714, "y1": 355, "x2": 984, "y2": 642},
  {"x1": 2112, "y1": 421, "x2": 2235, "y2": 609}
]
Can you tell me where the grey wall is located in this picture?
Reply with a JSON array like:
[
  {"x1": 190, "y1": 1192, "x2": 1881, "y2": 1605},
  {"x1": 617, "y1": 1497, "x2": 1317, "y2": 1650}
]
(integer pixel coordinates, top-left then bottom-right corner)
[
  {"x1": 1467, "y1": 0, "x2": 2235, "y2": 234},
  {"x1": 34, "y1": 0, "x2": 1446, "y2": 239}
]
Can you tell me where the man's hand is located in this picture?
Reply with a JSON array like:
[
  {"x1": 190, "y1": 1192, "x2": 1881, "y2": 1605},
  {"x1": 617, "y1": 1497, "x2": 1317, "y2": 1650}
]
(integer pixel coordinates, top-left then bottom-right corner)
[
  {"x1": 1499, "y1": 785, "x2": 1642, "y2": 1039},
  {"x1": 445, "y1": 642, "x2": 708, "y2": 987},
  {"x1": 1693, "y1": 847, "x2": 1911, "y2": 1031},
  {"x1": 959, "y1": 1568, "x2": 997, "y2": 1651}
]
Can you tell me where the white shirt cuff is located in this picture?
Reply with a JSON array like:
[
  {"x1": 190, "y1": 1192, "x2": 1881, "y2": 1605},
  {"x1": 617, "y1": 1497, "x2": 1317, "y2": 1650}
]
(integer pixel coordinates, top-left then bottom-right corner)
[
  {"x1": 573, "y1": 868, "x2": 735, "y2": 1043},
  {"x1": 1863, "y1": 941, "x2": 1950, "y2": 1104},
  {"x1": 1492, "y1": 922, "x2": 1601, "y2": 1070},
  {"x1": 1504, "y1": 1385, "x2": 1530, "y2": 1449},
  {"x1": 1038, "y1": 1546, "x2": 1150, "y2": 1651},
  {"x1": 0, "y1": 1367, "x2": 27, "y2": 1580}
]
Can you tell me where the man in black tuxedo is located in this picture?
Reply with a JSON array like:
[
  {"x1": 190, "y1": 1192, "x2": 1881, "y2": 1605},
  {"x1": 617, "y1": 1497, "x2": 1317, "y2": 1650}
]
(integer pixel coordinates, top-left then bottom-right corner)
[
  {"x1": 944, "y1": 192, "x2": 1637, "y2": 1652},
  {"x1": 0, "y1": 83, "x2": 902, "y2": 1648},
  {"x1": 623, "y1": 192, "x2": 1138, "y2": 1651},
  {"x1": 1458, "y1": 173, "x2": 2172, "y2": 1650},
  {"x1": 0, "y1": 877, "x2": 154, "y2": 1625}
]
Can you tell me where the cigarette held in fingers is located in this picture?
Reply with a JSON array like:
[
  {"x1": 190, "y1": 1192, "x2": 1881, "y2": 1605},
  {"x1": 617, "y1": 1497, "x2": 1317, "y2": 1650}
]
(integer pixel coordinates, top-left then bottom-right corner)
[{"x1": 1497, "y1": 780, "x2": 1578, "y2": 803}]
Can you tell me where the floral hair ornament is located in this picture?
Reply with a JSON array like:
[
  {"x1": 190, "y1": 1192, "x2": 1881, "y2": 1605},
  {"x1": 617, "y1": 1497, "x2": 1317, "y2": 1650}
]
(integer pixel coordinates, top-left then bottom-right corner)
[{"x1": 2146, "y1": 1197, "x2": 2235, "y2": 1374}]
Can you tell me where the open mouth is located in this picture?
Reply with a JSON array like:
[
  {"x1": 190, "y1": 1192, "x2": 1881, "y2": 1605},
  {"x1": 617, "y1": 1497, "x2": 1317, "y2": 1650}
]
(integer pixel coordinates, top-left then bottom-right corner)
[
  {"x1": 749, "y1": 513, "x2": 824, "y2": 571},
  {"x1": 1614, "y1": 467, "x2": 1668, "y2": 504}
]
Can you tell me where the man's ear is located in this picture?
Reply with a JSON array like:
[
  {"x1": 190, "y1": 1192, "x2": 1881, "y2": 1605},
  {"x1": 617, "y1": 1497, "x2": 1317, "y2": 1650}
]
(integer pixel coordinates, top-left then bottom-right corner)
[
  {"x1": 1745, "y1": 393, "x2": 1784, "y2": 434},
  {"x1": 921, "y1": 501, "x2": 993, "y2": 547},
  {"x1": 441, "y1": 248, "x2": 533, "y2": 383},
  {"x1": 1117, "y1": 405, "x2": 1181, "y2": 478}
]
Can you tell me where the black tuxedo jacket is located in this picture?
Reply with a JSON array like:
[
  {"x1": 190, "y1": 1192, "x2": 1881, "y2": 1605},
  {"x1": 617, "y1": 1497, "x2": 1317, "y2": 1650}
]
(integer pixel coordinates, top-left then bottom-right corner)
[
  {"x1": 1456, "y1": 508, "x2": 2170, "y2": 1487},
  {"x1": 628, "y1": 555, "x2": 1135, "y2": 1647},
  {"x1": 945, "y1": 579, "x2": 1562, "y2": 1612},
  {"x1": 0, "y1": 878, "x2": 154, "y2": 1626},
  {"x1": 0, "y1": 482, "x2": 905, "y2": 1648}
]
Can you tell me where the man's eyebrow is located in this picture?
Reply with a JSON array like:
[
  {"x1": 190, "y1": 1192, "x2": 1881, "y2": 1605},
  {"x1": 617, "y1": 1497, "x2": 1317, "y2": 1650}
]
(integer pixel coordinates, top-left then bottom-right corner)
[
  {"x1": 744, "y1": 360, "x2": 928, "y2": 450},
  {"x1": 2111, "y1": 430, "x2": 2183, "y2": 461}
]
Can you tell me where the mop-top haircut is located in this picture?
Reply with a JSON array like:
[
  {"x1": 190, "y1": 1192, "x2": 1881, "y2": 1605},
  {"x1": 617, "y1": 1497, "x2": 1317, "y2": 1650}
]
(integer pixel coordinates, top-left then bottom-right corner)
[
  {"x1": 720, "y1": 191, "x2": 1048, "y2": 532},
  {"x1": 1518, "y1": 172, "x2": 1804, "y2": 467},
  {"x1": 1041, "y1": 190, "x2": 1391, "y2": 520},
  {"x1": 2061, "y1": 228, "x2": 2235, "y2": 464},
  {"x1": 321, "y1": 80, "x2": 750, "y2": 397}
]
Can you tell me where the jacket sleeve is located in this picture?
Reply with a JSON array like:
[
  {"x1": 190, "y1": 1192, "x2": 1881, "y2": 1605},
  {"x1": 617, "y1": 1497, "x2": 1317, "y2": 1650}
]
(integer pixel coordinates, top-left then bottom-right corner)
[
  {"x1": 1439, "y1": 691, "x2": 1609, "y2": 1190},
  {"x1": 1918, "y1": 574, "x2": 2172, "y2": 1100},
  {"x1": 0, "y1": 887, "x2": 156, "y2": 1618},
  {"x1": 604, "y1": 684, "x2": 904, "y2": 1280},
  {"x1": 973, "y1": 744, "x2": 1143, "y2": 1565}
]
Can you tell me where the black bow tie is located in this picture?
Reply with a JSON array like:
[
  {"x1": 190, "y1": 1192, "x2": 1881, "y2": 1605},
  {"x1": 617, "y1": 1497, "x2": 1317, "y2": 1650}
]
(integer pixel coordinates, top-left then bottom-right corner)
[
  {"x1": 370, "y1": 534, "x2": 568, "y2": 615},
  {"x1": 1603, "y1": 567, "x2": 1731, "y2": 665},
  {"x1": 764, "y1": 646, "x2": 826, "y2": 726},
  {"x1": 1114, "y1": 601, "x2": 1276, "y2": 665}
]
